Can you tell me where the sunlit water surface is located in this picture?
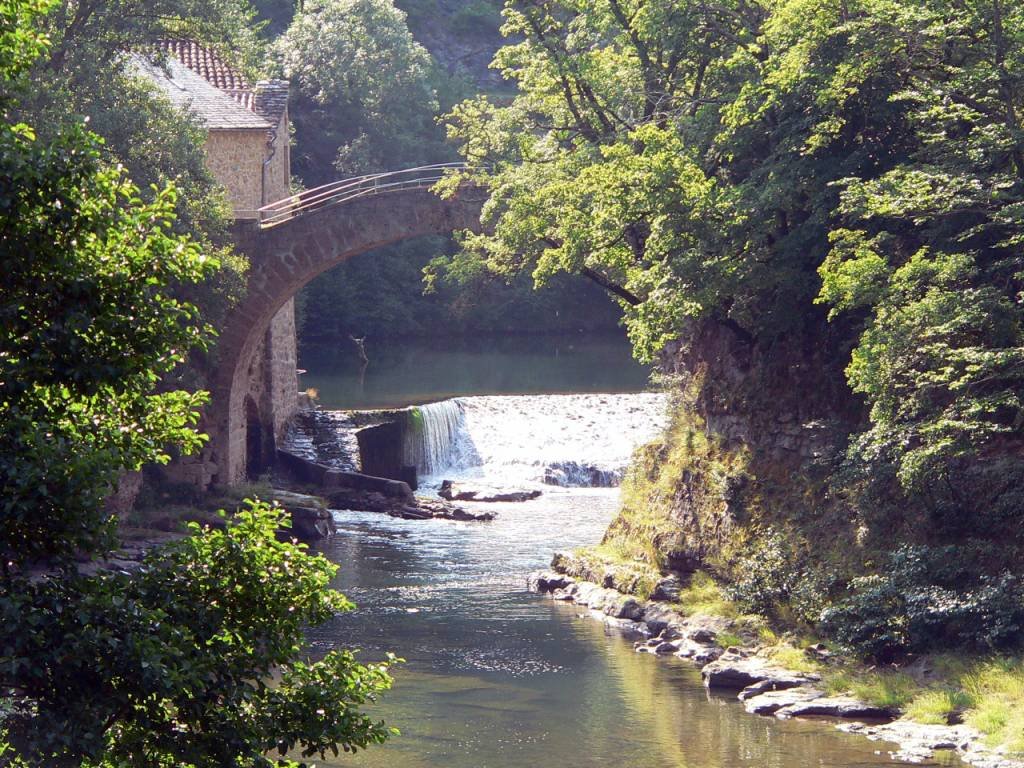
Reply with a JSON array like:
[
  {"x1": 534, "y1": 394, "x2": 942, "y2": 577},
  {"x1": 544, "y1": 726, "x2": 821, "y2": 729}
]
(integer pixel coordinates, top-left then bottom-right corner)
[
  {"x1": 298, "y1": 387, "x2": 959, "y2": 768},
  {"x1": 308, "y1": 494, "x2": 957, "y2": 768}
]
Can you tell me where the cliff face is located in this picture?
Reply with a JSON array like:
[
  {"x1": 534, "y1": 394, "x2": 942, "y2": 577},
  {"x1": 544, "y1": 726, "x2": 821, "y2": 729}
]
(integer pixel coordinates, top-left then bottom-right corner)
[
  {"x1": 599, "y1": 312, "x2": 1024, "y2": 656},
  {"x1": 600, "y1": 316, "x2": 864, "y2": 577},
  {"x1": 660, "y1": 319, "x2": 859, "y2": 472}
]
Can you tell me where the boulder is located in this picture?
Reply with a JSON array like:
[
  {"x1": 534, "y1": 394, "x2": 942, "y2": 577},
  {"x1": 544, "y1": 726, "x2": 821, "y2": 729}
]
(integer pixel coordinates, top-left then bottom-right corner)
[
  {"x1": 271, "y1": 489, "x2": 336, "y2": 540},
  {"x1": 541, "y1": 461, "x2": 620, "y2": 487},
  {"x1": 674, "y1": 641, "x2": 724, "y2": 665},
  {"x1": 528, "y1": 570, "x2": 575, "y2": 593},
  {"x1": 551, "y1": 586, "x2": 577, "y2": 601},
  {"x1": 688, "y1": 627, "x2": 718, "y2": 644},
  {"x1": 651, "y1": 575, "x2": 683, "y2": 602},
  {"x1": 288, "y1": 505, "x2": 336, "y2": 540},
  {"x1": 439, "y1": 480, "x2": 541, "y2": 503},
  {"x1": 604, "y1": 595, "x2": 645, "y2": 621},
  {"x1": 643, "y1": 602, "x2": 683, "y2": 636}
]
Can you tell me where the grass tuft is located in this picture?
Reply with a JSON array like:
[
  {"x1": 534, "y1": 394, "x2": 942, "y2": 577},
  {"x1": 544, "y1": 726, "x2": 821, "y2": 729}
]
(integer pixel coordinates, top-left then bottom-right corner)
[
  {"x1": 961, "y1": 659, "x2": 1024, "y2": 754},
  {"x1": 767, "y1": 645, "x2": 824, "y2": 675},
  {"x1": 716, "y1": 631, "x2": 744, "y2": 649},
  {"x1": 824, "y1": 670, "x2": 919, "y2": 710},
  {"x1": 676, "y1": 572, "x2": 739, "y2": 618},
  {"x1": 905, "y1": 689, "x2": 974, "y2": 725}
]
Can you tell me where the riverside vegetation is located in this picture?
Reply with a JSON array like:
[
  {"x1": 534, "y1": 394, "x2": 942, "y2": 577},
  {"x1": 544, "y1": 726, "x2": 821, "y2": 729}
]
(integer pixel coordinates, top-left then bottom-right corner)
[
  {"x1": 435, "y1": 0, "x2": 1024, "y2": 760},
  {"x1": 4, "y1": 0, "x2": 1024, "y2": 764}
]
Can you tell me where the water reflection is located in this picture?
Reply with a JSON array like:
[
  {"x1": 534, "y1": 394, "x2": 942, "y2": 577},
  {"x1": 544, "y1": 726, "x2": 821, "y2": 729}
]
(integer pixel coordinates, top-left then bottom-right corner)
[
  {"x1": 298, "y1": 333, "x2": 652, "y2": 409},
  {"x1": 306, "y1": 495, "x2": 960, "y2": 768}
]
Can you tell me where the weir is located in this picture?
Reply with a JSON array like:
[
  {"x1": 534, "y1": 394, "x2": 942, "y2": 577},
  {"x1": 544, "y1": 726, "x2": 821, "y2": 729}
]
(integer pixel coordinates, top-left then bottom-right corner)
[
  {"x1": 403, "y1": 400, "x2": 466, "y2": 477},
  {"x1": 282, "y1": 393, "x2": 669, "y2": 490}
]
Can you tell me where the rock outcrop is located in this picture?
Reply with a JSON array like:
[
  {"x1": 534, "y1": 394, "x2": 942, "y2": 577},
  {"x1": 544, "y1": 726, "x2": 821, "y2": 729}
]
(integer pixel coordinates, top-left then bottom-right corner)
[{"x1": 439, "y1": 480, "x2": 541, "y2": 503}]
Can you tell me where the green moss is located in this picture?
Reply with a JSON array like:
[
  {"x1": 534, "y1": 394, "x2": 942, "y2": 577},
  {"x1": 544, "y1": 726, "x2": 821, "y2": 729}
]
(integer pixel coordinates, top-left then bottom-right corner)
[
  {"x1": 408, "y1": 406, "x2": 424, "y2": 433},
  {"x1": 563, "y1": 545, "x2": 663, "y2": 600},
  {"x1": 600, "y1": 394, "x2": 750, "y2": 571}
]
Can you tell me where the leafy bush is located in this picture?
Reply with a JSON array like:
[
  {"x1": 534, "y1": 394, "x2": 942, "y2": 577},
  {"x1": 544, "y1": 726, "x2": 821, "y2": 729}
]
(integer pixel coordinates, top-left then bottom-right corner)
[
  {"x1": 1, "y1": 502, "x2": 397, "y2": 766},
  {"x1": 727, "y1": 530, "x2": 798, "y2": 619},
  {"x1": 727, "y1": 529, "x2": 832, "y2": 624},
  {"x1": 820, "y1": 546, "x2": 1024, "y2": 659}
]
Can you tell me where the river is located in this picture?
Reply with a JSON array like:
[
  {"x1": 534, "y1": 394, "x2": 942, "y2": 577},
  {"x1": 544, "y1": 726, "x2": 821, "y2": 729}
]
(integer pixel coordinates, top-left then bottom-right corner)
[{"x1": 295, "y1": 334, "x2": 957, "y2": 768}]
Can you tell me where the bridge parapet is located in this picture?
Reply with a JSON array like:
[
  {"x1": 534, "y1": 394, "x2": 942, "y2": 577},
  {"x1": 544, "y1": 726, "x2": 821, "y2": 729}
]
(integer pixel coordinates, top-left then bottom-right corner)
[{"x1": 258, "y1": 163, "x2": 472, "y2": 228}]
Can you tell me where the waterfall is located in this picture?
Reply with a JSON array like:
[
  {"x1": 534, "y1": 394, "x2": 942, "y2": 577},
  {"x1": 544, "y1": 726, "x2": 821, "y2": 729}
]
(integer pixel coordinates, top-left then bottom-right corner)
[
  {"x1": 403, "y1": 399, "x2": 466, "y2": 476},
  {"x1": 439, "y1": 393, "x2": 668, "y2": 488}
]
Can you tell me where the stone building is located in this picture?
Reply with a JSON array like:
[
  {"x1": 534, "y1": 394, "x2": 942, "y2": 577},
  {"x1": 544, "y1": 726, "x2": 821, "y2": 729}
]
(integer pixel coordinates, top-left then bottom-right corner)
[{"x1": 138, "y1": 42, "x2": 299, "y2": 484}]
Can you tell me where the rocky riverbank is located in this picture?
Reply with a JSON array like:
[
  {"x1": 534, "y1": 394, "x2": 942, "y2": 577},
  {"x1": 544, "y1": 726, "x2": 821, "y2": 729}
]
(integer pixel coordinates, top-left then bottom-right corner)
[{"x1": 528, "y1": 567, "x2": 1024, "y2": 768}]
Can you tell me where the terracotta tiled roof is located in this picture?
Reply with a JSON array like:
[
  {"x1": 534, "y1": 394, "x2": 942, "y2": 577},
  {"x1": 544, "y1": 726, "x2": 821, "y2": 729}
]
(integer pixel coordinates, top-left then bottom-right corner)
[{"x1": 155, "y1": 39, "x2": 249, "y2": 91}]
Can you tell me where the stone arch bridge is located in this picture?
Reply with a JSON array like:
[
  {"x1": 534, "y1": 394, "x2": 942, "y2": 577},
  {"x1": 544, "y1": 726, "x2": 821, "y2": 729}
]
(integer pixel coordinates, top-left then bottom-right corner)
[{"x1": 186, "y1": 165, "x2": 485, "y2": 487}]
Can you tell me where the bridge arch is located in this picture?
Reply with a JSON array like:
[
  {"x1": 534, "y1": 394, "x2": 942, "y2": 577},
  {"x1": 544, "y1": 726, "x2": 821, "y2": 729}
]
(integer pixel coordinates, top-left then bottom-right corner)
[{"x1": 206, "y1": 170, "x2": 485, "y2": 485}]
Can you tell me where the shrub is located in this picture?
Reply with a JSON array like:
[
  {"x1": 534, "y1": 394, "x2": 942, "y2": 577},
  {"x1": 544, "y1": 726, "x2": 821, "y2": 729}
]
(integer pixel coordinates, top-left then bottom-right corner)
[
  {"x1": 728, "y1": 530, "x2": 825, "y2": 622},
  {"x1": 820, "y1": 546, "x2": 1024, "y2": 659}
]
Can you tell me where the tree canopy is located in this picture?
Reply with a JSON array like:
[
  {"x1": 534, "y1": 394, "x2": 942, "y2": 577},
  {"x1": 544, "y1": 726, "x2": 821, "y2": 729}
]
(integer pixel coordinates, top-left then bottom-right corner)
[{"x1": 440, "y1": 0, "x2": 1024, "y2": 498}]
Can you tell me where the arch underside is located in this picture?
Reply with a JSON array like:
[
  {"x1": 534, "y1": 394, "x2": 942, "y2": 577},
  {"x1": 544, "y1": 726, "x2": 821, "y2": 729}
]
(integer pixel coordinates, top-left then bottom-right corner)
[{"x1": 208, "y1": 187, "x2": 485, "y2": 485}]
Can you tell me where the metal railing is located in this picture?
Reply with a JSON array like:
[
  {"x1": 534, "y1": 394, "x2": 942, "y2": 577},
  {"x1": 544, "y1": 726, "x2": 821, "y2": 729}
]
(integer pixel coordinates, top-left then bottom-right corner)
[{"x1": 257, "y1": 163, "x2": 470, "y2": 229}]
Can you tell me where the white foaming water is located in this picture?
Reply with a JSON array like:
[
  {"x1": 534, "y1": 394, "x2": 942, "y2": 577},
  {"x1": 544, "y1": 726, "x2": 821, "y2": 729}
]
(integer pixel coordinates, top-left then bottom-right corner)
[
  {"x1": 419, "y1": 392, "x2": 669, "y2": 488},
  {"x1": 403, "y1": 399, "x2": 465, "y2": 476}
]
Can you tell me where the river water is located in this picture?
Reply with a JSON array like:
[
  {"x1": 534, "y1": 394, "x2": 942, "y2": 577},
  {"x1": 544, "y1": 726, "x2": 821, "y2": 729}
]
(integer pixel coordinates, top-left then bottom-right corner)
[{"x1": 297, "y1": 335, "x2": 956, "y2": 768}]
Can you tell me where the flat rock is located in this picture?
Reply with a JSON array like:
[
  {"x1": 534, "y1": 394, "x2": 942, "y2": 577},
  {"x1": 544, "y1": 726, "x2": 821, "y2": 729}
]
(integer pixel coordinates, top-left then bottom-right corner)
[
  {"x1": 439, "y1": 480, "x2": 541, "y2": 503},
  {"x1": 743, "y1": 687, "x2": 824, "y2": 715},
  {"x1": 271, "y1": 489, "x2": 326, "y2": 509},
  {"x1": 738, "y1": 676, "x2": 816, "y2": 701},
  {"x1": 702, "y1": 654, "x2": 819, "y2": 690},
  {"x1": 775, "y1": 695, "x2": 894, "y2": 721}
]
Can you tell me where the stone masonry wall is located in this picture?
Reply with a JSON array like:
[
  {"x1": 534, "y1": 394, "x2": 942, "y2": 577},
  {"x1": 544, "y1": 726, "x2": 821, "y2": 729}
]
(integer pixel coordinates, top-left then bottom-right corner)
[
  {"x1": 262, "y1": 113, "x2": 290, "y2": 205},
  {"x1": 205, "y1": 130, "x2": 267, "y2": 217}
]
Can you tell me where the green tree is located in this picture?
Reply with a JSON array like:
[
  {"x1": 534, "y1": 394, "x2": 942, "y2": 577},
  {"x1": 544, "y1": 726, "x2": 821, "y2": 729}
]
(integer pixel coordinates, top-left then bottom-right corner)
[
  {"x1": 442, "y1": 0, "x2": 1024, "y2": 653},
  {"x1": 1, "y1": 5, "x2": 395, "y2": 763},
  {"x1": 12, "y1": 0, "x2": 262, "y2": 343},
  {"x1": 275, "y1": 0, "x2": 443, "y2": 184},
  {"x1": 0, "y1": 120, "x2": 213, "y2": 566}
]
